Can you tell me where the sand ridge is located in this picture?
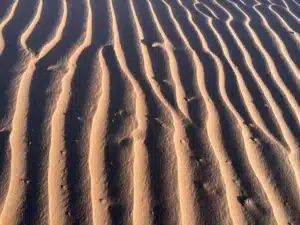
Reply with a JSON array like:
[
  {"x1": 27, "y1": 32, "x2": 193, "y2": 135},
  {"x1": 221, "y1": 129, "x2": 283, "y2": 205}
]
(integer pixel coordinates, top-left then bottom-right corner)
[
  {"x1": 0, "y1": 0, "x2": 299, "y2": 224},
  {"x1": 0, "y1": 0, "x2": 19, "y2": 55},
  {"x1": 48, "y1": 0, "x2": 92, "y2": 223}
]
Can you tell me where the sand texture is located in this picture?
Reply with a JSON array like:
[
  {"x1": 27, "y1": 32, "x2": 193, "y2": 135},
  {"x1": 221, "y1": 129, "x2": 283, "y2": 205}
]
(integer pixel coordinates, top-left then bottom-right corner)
[{"x1": 0, "y1": 0, "x2": 299, "y2": 224}]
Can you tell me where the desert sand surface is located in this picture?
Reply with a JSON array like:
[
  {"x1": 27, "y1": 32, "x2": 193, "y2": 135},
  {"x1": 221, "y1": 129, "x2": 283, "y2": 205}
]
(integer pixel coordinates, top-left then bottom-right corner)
[{"x1": 0, "y1": 0, "x2": 299, "y2": 224}]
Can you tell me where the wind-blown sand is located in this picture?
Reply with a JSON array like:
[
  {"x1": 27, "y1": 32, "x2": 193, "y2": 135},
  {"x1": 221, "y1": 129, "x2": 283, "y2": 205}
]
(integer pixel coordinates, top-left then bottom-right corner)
[{"x1": 0, "y1": 0, "x2": 299, "y2": 224}]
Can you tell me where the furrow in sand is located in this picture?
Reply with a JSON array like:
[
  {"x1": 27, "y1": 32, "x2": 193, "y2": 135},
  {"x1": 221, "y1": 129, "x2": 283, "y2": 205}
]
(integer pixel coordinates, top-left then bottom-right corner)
[
  {"x1": 201, "y1": 1, "x2": 284, "y2": 148},
  {"x1": 179, "y1": 1, "x2": 266, "y2": 224},
  {"x1": 20, "y1": 0, "x2": 43, "y2": 53},
  {"x1": 158, "y1": 1, "x2": 242, "y2": 224},
  {"x1": 0, "y1": 1, "x2": 12, "y2": 19},
  {"x1": 47, "y1": 0, "x2": 92, "y2": 223},
  {"x1": 228, "y1": 0, "x2": 300, "y2": 149},
  {"x1": 161, "y1": 0, "x2": 280, "y2": 223},
  {"x1": 140, "y1": 0, "x2": 190, "y2": 120},
  {"x1": 268, "y1": 3, "x2": 300, "y2": 45},
  {"x1": 278, "y1": 0, "x2": 290, "y2": 9},
  {"x1": 0, "y1": 0, "x2": 38, "y2": 213},
  {"x1": 200, "y1": 3, "x2": 220, "y2": 19},
  {"x1": 130, "y1": 1, "x2": 180, "y2": 117},
  {"x1": 196, "y1": 10, "x2": 259, "y2": 225},
  {"x1": 291, "y1": 0, "x2": 300, "y2": 9},
  {"x1": 255, "y1": 0, "x2": 300, "y2": 81},
  {"x1": 215, "y1": 1, "x2": 293, "y2": 149},
  {"x1": 199, "y1": 1, "x2": 297, "y2": 224},
  {"x1": 26, "y1": 0, "x2": 68, "y2": 222},
  {"x1": 109, "y1": 0, "x2": 152, "y2": 224},
  {"x1": 0, "y1": 0, "x2": 44, "y2": 223},
  {"x1": 0, "y1": 0, "x2": 68, "y2": 222},
  {"x1": 238, "y1": 0, "x2": 247, "y2": 6},
  {"x1": 0, "y1": 0, "x2": 19, "y2": 55},
  {"x1": 188, "y1": 0, "x2": 298, "y2": 223},
  {"x1": 0, "y1": 0, "x2": 37, "y2": 128},
  {"x1": 38, "y1": 0, "x2": 67, "y2": 59},
  {"x1": 225, "y1": 0, "x2": 300, "y2": 202},
  {"x1": 62, "y1": 0, "x2": 110, "y2": 222},
  {"x1": 133, "y1": 0, "x2": 224, "y2": 224},
  {"x1": 281, "y1": 6, "x2": 300, "y2": 23},
  {"x1": 215, "y1": 0, "x2": 297, "y2": 160},
  {"x1": 89, "y1": 48, "x2": 111, "y2": 225},
  {"x1": 278, "y1": 0, "x2": 300, "y2": 20},
  {"x1": 129, "y1": 2, "x2": 195, "y2": 221}
]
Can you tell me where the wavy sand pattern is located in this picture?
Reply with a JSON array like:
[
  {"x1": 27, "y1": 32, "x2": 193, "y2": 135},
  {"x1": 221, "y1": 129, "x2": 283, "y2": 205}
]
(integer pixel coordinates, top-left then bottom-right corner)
[{"x1": 0, "y1": 0, "x2": 299, "y2": 224}]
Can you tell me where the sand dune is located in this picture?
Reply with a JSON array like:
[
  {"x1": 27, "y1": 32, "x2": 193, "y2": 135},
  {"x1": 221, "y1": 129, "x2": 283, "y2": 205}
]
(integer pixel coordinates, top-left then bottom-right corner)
[{"x1": 0, "y1": 0, "x2": 299, "y2": 224}]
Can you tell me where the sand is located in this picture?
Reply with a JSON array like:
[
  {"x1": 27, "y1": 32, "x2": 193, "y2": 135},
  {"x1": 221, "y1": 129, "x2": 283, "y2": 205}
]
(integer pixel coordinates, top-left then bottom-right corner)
[{"x1": 0, "y1": 0, "x2": 299, "y2": 224}]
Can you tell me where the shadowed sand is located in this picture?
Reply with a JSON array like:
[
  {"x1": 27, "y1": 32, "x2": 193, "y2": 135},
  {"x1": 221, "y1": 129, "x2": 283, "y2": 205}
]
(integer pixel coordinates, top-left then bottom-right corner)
[{"x1": 0, "y1": 0, "x2": 299, "y2": 224}]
